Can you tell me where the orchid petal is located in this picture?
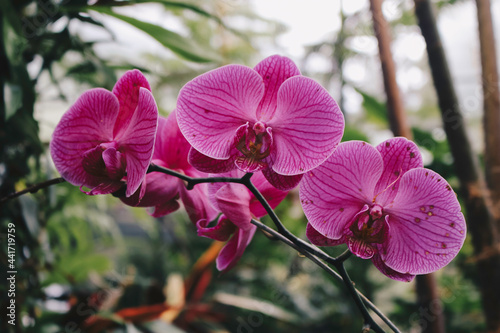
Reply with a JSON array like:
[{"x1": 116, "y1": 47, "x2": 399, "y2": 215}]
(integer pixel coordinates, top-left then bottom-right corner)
[
  {"x1": 216, "y1": 225, "x2": 256, "y2": 271},
  {"x1": 215, "y1": 183, "x2": 253, "y2": 230},
  {"x1": 112, "y1": 69, "x2": 151, "y2": 137},
  {"x1": 234, "y1": 156, "x2": 268, "y2": 173},
  {"x1": 119, "y1": 88, "x2": 158, "y2": 197},
  {"x1": 102, "y1": 147, "x2": 125, "y2": 180},
  {"x1": 383, "y1": 168, "x2": 466, "y2": 275},
  {"x1": 348, "y1": 238, "x2": 376, "y2": 259},
  {"x1": 262, "y1": 167, "x2": 303, "y2": 191},
  {"x1": 150, "y1": 200, "x2": 181, "y2": 218},
  {"x1": 189, "y1": 147, "x2": 236, "y2": 174},
  {"x1": 50, "y1": 88, "x2": 119, "y2": 187},
  {"x1": 371, "y1": 254, "x2": 415, "y2": 282},
  {"x1": 253, "y1": 55, "x2": 300, "y2": 121},
  {"x1": 249, "y1": 172, "x2": 288, "y2": 218},
  {"x1": 176, "y1": 65, "x2": 264, "y2": 159},
  {"x1": 82, "y1": 181, "x2": 124, "y2": 196},
  {"x1": 197, "y1": 216, "x2": 236, "y2": 242},
  {"x1": 153, "y1": 112, "x2": 192, "y2": 171},
  {"x1": 82, "y1": 145, "x2": 107, "y2": 179},
  {"x1": 207, "y1": 170, "x2": 241, "y2": 211},
  {"x1": 374, "y1": 137, "x2": 423, "y2": 206},
  {"x1": 180, "y1": 183, "x2": 218, "y2": 224},
  {"x1": 120, "y1": 171, "x2": 180, "y2": 210},
  {"x1": 300, "y1": 141, "x2": 383, "y2": 240},
  {"x1": 268, "y1": 76, "x2": 344, "y2": 175},
  {"x1": 306, "y1": 223, "x2": 346, "y2": 247}
]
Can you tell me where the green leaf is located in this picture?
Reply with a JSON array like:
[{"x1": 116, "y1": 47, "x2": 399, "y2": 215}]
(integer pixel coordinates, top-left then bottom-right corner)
[
  {"x1": 341, "y1": 125, "x2": 369, "y2": 142},
  {"x1": 89, "y1": 7, "x2": 220, "y2": 63},
  {"x1": 4, "y1": 83, "x2": 22, "y2": 120},
  {"x1": 133, "y1": 0, "x2": 224, "y2": 24},
  {"x1": 355, "y1": 88, "x2": 389, "y2": 126}
]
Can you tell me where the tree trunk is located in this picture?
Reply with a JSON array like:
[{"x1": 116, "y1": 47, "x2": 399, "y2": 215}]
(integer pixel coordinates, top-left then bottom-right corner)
[
  {"x1": 369, "y1": 0, "x2": 412, "y2": 139},
  {"x1": 369, "y1": 1, "x2": 445, "y2": 332},
  {"x1": 476, "y1": 0, "x2": 500, "y2": 232},
  {"x1": 414, "y1": 1, "x2": 500, "y2": 332}
]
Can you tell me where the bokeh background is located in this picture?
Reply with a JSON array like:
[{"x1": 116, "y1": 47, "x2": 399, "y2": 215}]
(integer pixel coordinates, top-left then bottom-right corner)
[{"x1": 1, "y1": 0, "x2": 499, "y2": 332}]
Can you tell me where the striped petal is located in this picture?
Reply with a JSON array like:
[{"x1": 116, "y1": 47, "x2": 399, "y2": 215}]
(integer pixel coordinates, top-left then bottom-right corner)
[
  {"x1": 112, "y1": 69, "x2": 152, "y2": 137},
  {"x1": 267, "y1": 76, "x2": 344, "y2": 175},
  {"x1": 119, "y1": 88, "x2": 158, "y2": 197},
  {"x1": 374, "y1": 137, "x2": 423, "y2": 206},
  {"x1": 306, "y1": 223, "x2": 346, "y2": 247},
  {"x1": 262, "y1": 160, "x2": 303, "y2": 191},
  {"x1": 383, "y1": 168, "x2": 466, "y2": 275},
  {"x1": 371, "y1": 253, "x2": 415, "y2": 282},
  {"x1": 300, "y1": 141, "x2": 383, "y2": 240},
  {"x1": 50, "y1": 88, "x2": 119, "y2": 187},
  {"x1": 253, "y1": 55, "x2": 300, "y2": 121},
  {"x1": 189, "y1": 147, "x2": 236, "y2": 174},
  {"x1": 176, "y1": 65, "x2": 264, "y2": 159}
]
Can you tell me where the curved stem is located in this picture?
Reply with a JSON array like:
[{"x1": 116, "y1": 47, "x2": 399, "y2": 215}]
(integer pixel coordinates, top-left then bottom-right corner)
[
  {"x1": 335, "y1": 249, "x2": 352, "y2": 263},
  {"x1": 241, "y1": 176, "x2": 340, "y2": 265}
]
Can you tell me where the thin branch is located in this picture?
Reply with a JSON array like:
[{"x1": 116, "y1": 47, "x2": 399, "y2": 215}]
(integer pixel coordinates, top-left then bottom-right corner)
[
  {"x1": 241, "y1": 176, "x2": 341, "y2": 265},
  {"x1": 251, "y1": 219, "x2": 399, "y2": 333},
  {"x1": 337, "y1": 262, "x2": 384, "y2": 332},
  {"x1": 0, "y1": 177, "x2": 65, "y2": 204}
]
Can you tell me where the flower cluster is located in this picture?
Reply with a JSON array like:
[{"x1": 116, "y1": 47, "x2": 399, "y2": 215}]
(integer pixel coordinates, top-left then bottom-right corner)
[{"x1": 51, "y1": 56, "x2": 466, "y2": 279}]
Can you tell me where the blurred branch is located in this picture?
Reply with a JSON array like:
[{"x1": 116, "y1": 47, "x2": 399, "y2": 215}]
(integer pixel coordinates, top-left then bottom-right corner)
[
  {"x1": 414, "y1": 1, "x2": 500, "y2": 331},
  {"x1": 0, "y1": 177, "x2": 65, "y2": 204}
]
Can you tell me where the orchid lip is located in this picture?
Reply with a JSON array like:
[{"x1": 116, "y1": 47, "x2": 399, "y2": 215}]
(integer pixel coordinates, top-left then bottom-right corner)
[
  {"x1": 348, "y1": 205, "x2": 388, "y2": 258},
  {"x1": 234, "y1": 122, "x2": 273, "y2": 172}
]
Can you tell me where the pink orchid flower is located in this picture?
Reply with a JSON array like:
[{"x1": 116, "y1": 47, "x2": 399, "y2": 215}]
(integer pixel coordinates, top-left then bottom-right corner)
[
  {"x1": 176, "y1": 55, "x2": 344, "y2": 191},
  {"x1": 300, "y1": 137, "x2": 466, "y2": 282},
  {"x1": 121, "y1": 111, "x2": 217, "y2": 223},
  {"x1": 196, "y1": 170, "x2": 288, "y2": 271},
  {"x1": 50, "y1": 70, "x2": 158, "y2": 197}
]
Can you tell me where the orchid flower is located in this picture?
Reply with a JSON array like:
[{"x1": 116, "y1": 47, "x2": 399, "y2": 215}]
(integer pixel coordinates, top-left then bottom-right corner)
[
  {"x1": 176, "y1": 55, "x2": 344, "y2": 191},
  {"x1": 121, "y1": 111, "x2": 217, "y2": 223},
  {"x1": 196, "y1": 170, "x2": 288, "y2": 271},
  {"x1": 50, "y1": 70, "x2": 158, "y2": 197},
  {"x1": 300, "y1": 137, "x2": 466, "y2": 281}
]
